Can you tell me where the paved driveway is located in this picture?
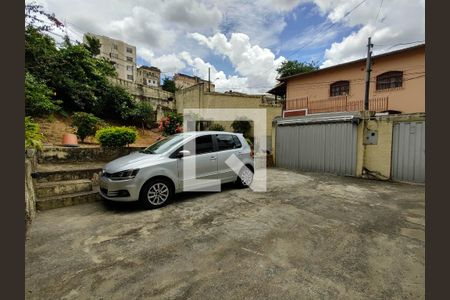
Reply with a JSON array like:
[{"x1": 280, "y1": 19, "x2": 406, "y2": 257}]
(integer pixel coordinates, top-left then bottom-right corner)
[{"x1": 25, "y1": 168, "x2": 425, "y2": 299}]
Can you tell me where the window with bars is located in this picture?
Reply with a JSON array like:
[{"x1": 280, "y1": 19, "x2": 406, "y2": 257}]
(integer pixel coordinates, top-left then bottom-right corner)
[
  {"x1": 330, "y1": 81, "x2": 350, "y2": 97},
  {"x1": 126, "y1": 56, "x2": 133, "y2": 62},
  {"x1": 376, "y1": 71, "x2": 403, "y2": 90}
]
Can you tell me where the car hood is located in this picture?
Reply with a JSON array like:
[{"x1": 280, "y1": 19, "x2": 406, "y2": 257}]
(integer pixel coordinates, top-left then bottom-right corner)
[{"x1": 103, "y1": 151, "x2": 164, "y2": 173}]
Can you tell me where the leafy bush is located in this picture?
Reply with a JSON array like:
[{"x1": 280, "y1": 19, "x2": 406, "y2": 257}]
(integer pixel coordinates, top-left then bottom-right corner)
[
  {"x1": 25, "y1": 72, "x2": 60, "y2": 116},
  {"x1": 95, "y1": 126, "x2": 137, "y2": 147},
  {"x1": 158, "y1": 112, "x2": 183, "y2": 136},
  {"x1": 208, "y1": 123, "x2": 225, "y2": 131},
  {"x1": 72, "y1": 112, "x2": 104, "y2": 142},
  {"x1": 25, "y1": 117, "x2": 43, "y2": 150},
  {"x1": 231, "y1": 118, "x2": 252, "y2": 136}
]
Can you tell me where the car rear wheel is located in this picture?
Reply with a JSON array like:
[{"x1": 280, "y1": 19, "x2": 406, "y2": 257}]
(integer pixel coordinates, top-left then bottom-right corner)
[
  {"x1": 236, "y1": 166, "x2": 254, "y2": 188},
  {"x1": 139, "y1": 178, "x2": 173, "y2": 209}
]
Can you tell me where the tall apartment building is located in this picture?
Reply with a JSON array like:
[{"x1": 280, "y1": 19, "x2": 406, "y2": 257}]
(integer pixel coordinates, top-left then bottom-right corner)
[
  {"x1": 136, "y1": 66, "x2": 161, "y2": 87},
  {"x1": 84, "y1": 33, "x2": 137, "y2": 82}
]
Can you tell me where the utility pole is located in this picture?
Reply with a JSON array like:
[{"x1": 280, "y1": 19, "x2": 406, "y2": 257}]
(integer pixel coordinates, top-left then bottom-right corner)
[
  {"x1": 364, "y1": 37, "x2": 373, "y2": 111},
  {"x1": 208, "y1": 67, "x2": 211, "y2": 92}
]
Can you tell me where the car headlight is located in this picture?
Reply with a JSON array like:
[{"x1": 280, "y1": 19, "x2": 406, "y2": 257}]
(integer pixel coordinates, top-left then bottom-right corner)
[{"x1": 109, "y1": 169, "x2": 140, "y2": 180}]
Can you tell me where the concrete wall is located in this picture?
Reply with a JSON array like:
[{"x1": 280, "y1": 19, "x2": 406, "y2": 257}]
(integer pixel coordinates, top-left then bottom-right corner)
[
  {"x1": 273, "y1": 112, "x2": 425, "y2": 180},
  {"x1": 25, "y1": 150, "x2": 37, "y2": 231},
  {"x1": 286, "y1": 46, "x2": 425, "y2": 114},
  {"x1": 110, "y1": 78, "x2": 175, "y2": 118},
  {"x1": 175, "y1": 84, "x2": 282, "y2": 147},
  {"x1": 37, "y1": 146, "x2": 146, "y2": 164}
]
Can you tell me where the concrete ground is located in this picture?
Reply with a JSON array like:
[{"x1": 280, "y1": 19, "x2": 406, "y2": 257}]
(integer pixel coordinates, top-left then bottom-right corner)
[{"x1": 25, "y1": 168, "x2": 425, "y2": 299}]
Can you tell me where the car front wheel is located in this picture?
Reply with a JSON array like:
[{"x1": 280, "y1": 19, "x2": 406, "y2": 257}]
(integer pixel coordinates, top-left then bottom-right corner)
[{"x1": 139, "y1": 178, "x2": 174, "y2": 209}]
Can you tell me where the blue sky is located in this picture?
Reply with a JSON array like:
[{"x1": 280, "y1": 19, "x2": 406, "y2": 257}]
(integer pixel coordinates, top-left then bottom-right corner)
[{"x1": 34, "y1": 0, "x2": 425, "y2": 93}]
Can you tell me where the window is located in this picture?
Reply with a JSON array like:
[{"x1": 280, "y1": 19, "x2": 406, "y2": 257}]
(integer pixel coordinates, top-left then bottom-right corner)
[
  {"x1": 110, "y1": 53, "x2": 118, "y2": 59},
  {"x1": 126, "y1": 47, "x2": 133, "y2": 53},
  {"x1": 217, "y1": 134, "x2": 241, "y2": 151},
  {"x1": 141, "y1": 134, "x2": 186, "y2": 154},
  {"x1": 126, "y1": 56, "x2": 133, "y2": 62},
  {"x1": 195, "y1": 135, "x2": 214, "y2": 154},
  {"x1": 127, "y1": 75, "x2": 133, "y2": 80},
  {"x1": 330, "y1": 81, "x2": 350, "y2": 97},
  {"x1": 113, "y1": 44, "x2": 118, "y2": 50},
  {"x1": 126, "y1": 65, "x2": 133, "y2": 71},
  {"x1": 232, "y1": 136, "x2": 242, "y2": 148},
  {"x1": 183, "y1": 135, "x2": 214, "y2": 155},
  {"x1": 376, "y1": 71, "x2": 403, "y2": 90}
]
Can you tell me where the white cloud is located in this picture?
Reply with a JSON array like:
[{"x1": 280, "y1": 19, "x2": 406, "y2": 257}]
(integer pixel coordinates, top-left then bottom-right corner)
[
  {"x1": 191, "y1": 32, "x2": 286, "y2": 91},
  {"x1": 317, "y1": 0, "x2": 425, "y2": 67},
  {"x1": 151, "y1": 54, "x2": 186, "y2": 74}
]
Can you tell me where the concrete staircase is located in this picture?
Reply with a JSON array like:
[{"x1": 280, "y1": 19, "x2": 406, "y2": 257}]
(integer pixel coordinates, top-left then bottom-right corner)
[
  {"x1": 31, "y1": 146, "x2": 144, "y2": 211},
  {"x1": 33, "y1": 162, "x2": 103, "y2": 210}
]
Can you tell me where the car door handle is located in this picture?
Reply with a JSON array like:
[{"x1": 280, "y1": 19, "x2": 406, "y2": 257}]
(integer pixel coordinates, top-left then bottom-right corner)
[{"x1": 210, "y1": 156, "x2": 217, "y2": 160}]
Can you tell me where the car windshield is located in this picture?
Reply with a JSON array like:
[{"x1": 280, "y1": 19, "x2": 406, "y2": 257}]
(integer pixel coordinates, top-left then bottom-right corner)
[{"x1": 140, "y1": 134, "x2": 189, "y2": 154}]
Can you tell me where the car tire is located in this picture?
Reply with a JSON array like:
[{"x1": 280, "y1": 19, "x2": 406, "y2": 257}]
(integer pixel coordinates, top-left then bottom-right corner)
[
  {"x1": 139, "y1": 178, "x2": 174, "y2": 209},
  {"x1": 235, "y1": 165, "x2": 254, "y2": 188}
]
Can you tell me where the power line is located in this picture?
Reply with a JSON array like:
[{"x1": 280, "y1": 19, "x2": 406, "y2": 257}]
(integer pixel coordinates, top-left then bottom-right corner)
[
  {"x1": 375, "y1": 0, "x2": 384, "y2": 23},
  {"x1": 286, "y1": 0, "x2": 369, "y2": 60}
]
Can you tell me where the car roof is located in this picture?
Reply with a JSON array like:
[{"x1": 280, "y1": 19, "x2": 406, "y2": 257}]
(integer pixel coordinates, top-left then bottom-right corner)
[{"x1": 176, "y1": 131, "x2": 241, "y2": 136}]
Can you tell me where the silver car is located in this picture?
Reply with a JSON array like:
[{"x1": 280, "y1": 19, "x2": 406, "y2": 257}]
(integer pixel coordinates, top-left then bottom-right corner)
[{"x1": 99, "y1": 131, "x2": 254, "y2": 209}]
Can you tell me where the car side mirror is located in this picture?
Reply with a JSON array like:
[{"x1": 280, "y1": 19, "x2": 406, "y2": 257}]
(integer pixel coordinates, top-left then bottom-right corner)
[{"x1": 177, "y1": 150, "x2": 191, "y2": 158}]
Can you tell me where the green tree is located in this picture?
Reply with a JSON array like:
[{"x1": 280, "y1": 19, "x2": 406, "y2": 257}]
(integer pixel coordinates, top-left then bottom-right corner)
[
  {"x1": 231, "y1": 118, "x2": 252, "y2": 137},
  {"x1": 129, "y1": 101, "x2": 154, "y2": 129},
  {"x1": 84, "y1": 35, "x2": 101, "y2": 56},
  {"x1": 25, "y1": 4, "x2": 141, "y2": 123},
  {"x1": 276, "y1": 60, "x2": 319, "y2": 78},
  {"x1": 162, "y1": 77, "x2": 176, "y2": 93},
  {"x1": 25, "y1": 72, "x2": 61, "y2": 116}
]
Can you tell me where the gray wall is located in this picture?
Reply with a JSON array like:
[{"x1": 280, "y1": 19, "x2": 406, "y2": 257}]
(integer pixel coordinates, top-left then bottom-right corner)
[
  {"x1": 391, "y1": 121, "x2": 425, "y2": 183},
  {"x1": 276, "y1": 122, "x2": 358, "y2": 176}
]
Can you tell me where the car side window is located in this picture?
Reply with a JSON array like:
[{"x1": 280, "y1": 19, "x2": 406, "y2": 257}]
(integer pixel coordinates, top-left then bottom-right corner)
[
  {"x1": 232, "y1": 135, "x2": 242, "y2": 148},
  {"x1": 217, "y1": 134, "x2": 241, "y2": 151},
  {"x1": 181, "y1": 135, "x2": 214, "y2": 155},
  {"x1": 195, "y1": 135, "x2": 214, "y2": 154}
]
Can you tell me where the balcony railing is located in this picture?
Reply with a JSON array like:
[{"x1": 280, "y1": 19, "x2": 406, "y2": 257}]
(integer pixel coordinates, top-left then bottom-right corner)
[{"x1": 285, "y1": 96, "x2": 389, "y2": 114}]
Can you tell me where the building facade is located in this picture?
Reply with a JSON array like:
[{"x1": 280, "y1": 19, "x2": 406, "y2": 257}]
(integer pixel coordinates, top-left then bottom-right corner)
[
  {"x1": 136, "y1": 66, "x2": 161, "y2": 87},
  {"x1": 173, "y1": 73, "x2": 215, "y2": 91},
  {"x1": 269, "y1": 44, "x2": 425, "y2": 117},
  {"x1": 84, "y1": 33, "x2": 137, "y2": 82},
  {"x1": 176, "y1": 83, "x2": 281, "y2": 151}
]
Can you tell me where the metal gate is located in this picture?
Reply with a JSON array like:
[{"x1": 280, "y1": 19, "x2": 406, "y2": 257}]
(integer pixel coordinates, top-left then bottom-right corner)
[
  {"x1": 276, "y1": 121, "x2": 358, "y2": 176},
  {"x1": 391, "y1": 121, "x2": 425, "y2": 183}
]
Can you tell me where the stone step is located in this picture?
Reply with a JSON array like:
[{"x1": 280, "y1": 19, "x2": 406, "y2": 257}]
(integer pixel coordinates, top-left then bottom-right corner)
[
  {"x1": 36, "y1": 188, "x2": 101, "y2": 211},
  {"x1": 33, "y1": 163, "x2": 104, "y2": 183},
  {"x1": 35, "y1": 179, "x2": 93, "y2": 198}
]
